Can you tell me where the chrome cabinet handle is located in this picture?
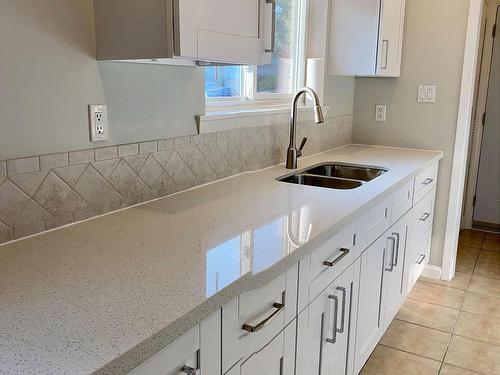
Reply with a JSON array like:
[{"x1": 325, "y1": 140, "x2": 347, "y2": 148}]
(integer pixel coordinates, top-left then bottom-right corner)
[
  {"x1": 326, "y1": 295, "x2": 339, "y2": 344},
  {"x1": 385, "y1": 236, "x2": 396, "y2": 272},
  {"x1": 419, "y1": 213, "x2": 431, "y2": 221},
  {"x1": 181, "y1": 366, "x2": 199, "y2": 375},
  {"x1": 423, "y1": 178, "x2": 434, "y2": 185},
  {"x1": 242, "y1": 302, "x2": 284, "y2": 333},
  {"x1": 265, "y1": 0, "x2": 276, "y2": 53},
  {"x1": 323, "y1": 248, "x2": 350, "y2": 267},
  {"x1": 381, "y1": 39, "x2": 389, "y2": 69},
  {"x1": 336, "y1": 286, "x2": 347, "y2": 334},
  {"x1": 417, "y1": 253, "x2": 426, "y2": 264},
  {"x1": 392, "y1": 232, "x2": 400, "y2": 267}
]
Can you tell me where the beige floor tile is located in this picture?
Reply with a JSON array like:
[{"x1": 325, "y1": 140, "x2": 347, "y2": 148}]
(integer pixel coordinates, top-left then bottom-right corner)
[
  {"x1": 462, "y1": 293, "x2": 500, "y2": 318},
  {"x1": 473, "y1": 261, "x2": 500, "y2": 280},
  {"x1": 457, "y1": 246, "x2": 480, "y2": 261},
  {"x1": 478, "y1": 250, "x2": 500, "y2": 265},
  {"x1": 361, "y1": 345, "x2": 440, "y2": 375},
  {"x1": 460, "y1": 229, "x2": 485, "y2": 238},
  {"x1": 396, "y1": 298, "x2": 459, "y2": 332},
  {"x1": 380, "y1": 320, "x2": 450, "y2": 361},
  {"x1": 468, "y1": 275, "x2": 500, "y2": 298},
  {"x1": 454, "y1": 311, "x2": 500, "y2": 346},
  {"x1": 420, "y1": 272, "x2": 470, "y2": 290},
  {"x1": 439, "y1": 364, "x2": 480, "y2": 375},
  {"x1": 408, "y1": 281, "x2": 466, "y2": 309},
  {"x1": 482, "y1": 238, "x2": 500, "y2": 252},
  {"x1": 444, "y1": 335, "x2": 500, "y2": 374},
  {"x1": 459, "y1": 235, "x2": 483, "y2": 248},
  {"x1": 455, "y1": 257, "x2": 476, "y2": 274}
]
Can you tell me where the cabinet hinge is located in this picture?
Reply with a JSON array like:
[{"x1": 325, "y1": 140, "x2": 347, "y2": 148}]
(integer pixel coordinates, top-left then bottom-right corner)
[
  {"x1": 473, "y1": 195, "x2": 476, "y2": 207},
  {"x1": 493, "y1": 24, "x2": 497, "y2": 38},
  {"x1": 482, "y1": 112, "x2": 486, "y2": 126}
]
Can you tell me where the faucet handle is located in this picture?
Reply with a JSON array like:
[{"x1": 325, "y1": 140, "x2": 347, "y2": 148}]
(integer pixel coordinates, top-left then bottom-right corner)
[{"x1": 297, "y1": 137, "x2": 308, "y2": 157}]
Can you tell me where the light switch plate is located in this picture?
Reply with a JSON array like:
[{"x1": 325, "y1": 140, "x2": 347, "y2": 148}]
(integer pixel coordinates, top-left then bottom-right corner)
[
  {"x1": 417, "y1": 85, "x2": 437, "y2": 103},
  {"x1": 89, "y1": 104, "x2": 109, "y2": 141},
  {"x1": 375, "y1": 104, "x2": 387, "y2": 122}
]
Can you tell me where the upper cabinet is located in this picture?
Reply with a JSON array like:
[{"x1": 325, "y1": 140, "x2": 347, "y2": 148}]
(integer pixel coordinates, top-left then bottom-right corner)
[
  {"x1": 328, "y1": 0, "x2": 406, "y2": 77},
  {"x1": 94, "y1": 0, "x2": 274, "y2": 65}
]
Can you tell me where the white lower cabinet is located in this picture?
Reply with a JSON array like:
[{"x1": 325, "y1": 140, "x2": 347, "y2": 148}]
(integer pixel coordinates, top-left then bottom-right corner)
[{"x1": 296, "y1": 258, "x2": 360, "y2": 375}]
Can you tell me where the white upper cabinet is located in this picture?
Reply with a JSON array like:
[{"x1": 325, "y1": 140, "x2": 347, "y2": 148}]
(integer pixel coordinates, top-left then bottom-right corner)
[
  {"x1": 328, "y1": 0, "x2": 406, "y2": 77},
  {"x1": 94, "y1": 0, "x2": 274, "y2": 65}
]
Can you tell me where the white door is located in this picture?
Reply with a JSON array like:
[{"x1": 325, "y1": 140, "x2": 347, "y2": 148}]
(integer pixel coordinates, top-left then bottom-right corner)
[
  {"x1": 376, "y1": 0, "x2": 406, "y2": 76},
  {"x1": 474, "y1": 6, "x2": 500, "y2": 228},
  {"x1": 354, "y1": 235, "x2": 387, "y2": 373},
  {"x1": 382, "y1": 218, "x2": 408, "y2": 329}
]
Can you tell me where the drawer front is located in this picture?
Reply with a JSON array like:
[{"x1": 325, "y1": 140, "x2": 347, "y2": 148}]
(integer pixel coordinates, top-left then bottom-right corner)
[
  {"x1": 298, "y1": 224, "x2": 356, "y2": 311},
  {"x1": 413, "y1": 163, "x2": 438, "y2": 203},
  {"x1": 391, "y1": 180, "x2": 414, "y2": 224},
  {"x1": 409, "y1": 188, "x2": 436, "y2": 240},
  {"x1": 406, "y1": 226, "x2": 432, "y2": 292},
  {"x1": 356, "y1": 195, "x2": 393, "y2": 252},
  {"x1": 129, "y1": 326, "x2": 199, "y2": 375},
  {"x1": 222, "y1": 265, "x2": 298, "y2": 373}
]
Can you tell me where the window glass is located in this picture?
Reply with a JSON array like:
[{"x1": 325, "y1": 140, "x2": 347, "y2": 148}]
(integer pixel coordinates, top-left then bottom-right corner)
[
  {"x1": 204, "y1": 66, "x2": 243, "y2": 98},
  {"x1": 257, "y1": 0, "x2": 295, "y2": 94}
]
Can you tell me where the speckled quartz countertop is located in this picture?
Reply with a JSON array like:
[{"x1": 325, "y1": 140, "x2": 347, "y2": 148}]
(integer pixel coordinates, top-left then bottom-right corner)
[{"x1": 0, "y1": 145, "x2": 443, "y2": 375}]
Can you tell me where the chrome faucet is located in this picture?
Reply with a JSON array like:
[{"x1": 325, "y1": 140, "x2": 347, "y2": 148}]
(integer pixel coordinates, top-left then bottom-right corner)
[{"x1": 286, "y1": 87, "x2": 324, "y2": 169}]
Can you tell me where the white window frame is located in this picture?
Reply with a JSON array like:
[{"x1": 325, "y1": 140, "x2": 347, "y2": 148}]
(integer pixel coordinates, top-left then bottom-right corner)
[{"x1": 204, "y1": 0, "x2": 309, "y2": 111}]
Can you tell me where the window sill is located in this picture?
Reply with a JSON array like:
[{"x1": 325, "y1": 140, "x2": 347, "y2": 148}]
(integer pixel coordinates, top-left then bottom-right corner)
[{"x1": 197, "y1": 104, "x2": 331, "y2": 134}]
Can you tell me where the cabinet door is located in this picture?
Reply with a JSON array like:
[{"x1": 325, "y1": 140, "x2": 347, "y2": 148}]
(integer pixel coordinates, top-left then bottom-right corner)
[
  {"x1": 376, "y1": 0, "x2": 406, "y2": 76},
  {"x1": 354, "y1": 235, "x2": 387, "y2": 373},
  {"x1": 177, "y1": 0, "x2": 262, "y2": 64},
  {"x1": 382, "y1": 217, "x2": 408, "y2": 329},
  {"x1": 233, "y1": 320, "x2": 296, "y2": 375}
]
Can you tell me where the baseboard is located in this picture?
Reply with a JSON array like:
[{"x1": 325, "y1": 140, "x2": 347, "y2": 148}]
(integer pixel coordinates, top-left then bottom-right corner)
[{"x1": 422, "y1": 265, "x2": 442, "y2": 279}]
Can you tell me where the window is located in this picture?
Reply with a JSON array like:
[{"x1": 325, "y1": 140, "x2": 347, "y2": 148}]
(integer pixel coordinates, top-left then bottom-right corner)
[{"x1": 204, "y1": 0, "x2": 307, "y2": 106}]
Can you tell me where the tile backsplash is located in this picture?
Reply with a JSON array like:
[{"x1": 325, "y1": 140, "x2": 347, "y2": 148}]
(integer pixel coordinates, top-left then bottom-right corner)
[{"x1": 0, "y1": 115, "x2": 352, "y2": 244}]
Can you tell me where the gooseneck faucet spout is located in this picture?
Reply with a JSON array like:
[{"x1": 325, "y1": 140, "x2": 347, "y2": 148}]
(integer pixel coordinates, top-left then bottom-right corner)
[{"x1": 286, "y1": 87, "x2": 324, "y2": 169}]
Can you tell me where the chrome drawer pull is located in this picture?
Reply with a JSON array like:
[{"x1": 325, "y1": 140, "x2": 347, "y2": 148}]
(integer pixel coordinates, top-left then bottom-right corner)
[
  {"x1": 336, "y1": 286, "x2": 347, "y2": 334},
  {"x1": 326, "y1": 295, "x2": 339, "y2": 344},
  {"x1": 417, "y1": 254, "x2": 426, "y2": 264},
  {"x1": 423, "y1": 178, "x2": 434, "y2": 185},
  {"x1": 242, "y1": 302, "x2": 285, "y2": 333},
  {"x1": 181, "y1": 366, "x2": 199, "y2": 375},
  {"x1": 323, "y1": 248, "x2": 350, "y2": 267},
  {"x1": 419, "y1": 213, "x2": 431, "y2": 221}
]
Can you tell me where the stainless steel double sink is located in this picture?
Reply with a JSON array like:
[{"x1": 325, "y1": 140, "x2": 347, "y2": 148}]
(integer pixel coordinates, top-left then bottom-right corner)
[{"x1": 278, "y1": 163, "x2": 388, "y2": 190}]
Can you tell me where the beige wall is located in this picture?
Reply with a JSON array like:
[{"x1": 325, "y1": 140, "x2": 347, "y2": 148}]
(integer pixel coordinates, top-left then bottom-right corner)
[
  {"x1": 0, "y1": 0, "x2": 355, "y2": 161},
  {"x1": 352, "y1": 0, "x2": 470, "y2": 266}
]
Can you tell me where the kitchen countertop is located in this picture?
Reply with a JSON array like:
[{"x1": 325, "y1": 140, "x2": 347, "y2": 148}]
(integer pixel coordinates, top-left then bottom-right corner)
[{"x1": 0, "y1": 145, "x2": 443, "y2": 375}]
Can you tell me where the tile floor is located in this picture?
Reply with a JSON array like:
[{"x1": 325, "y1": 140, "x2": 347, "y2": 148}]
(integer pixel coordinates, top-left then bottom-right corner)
[{"x1": 361, "y1": 230, "x2": 500, "y2": 375}]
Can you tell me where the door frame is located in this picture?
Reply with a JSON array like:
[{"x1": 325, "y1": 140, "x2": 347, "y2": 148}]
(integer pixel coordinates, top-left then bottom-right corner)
[
  {"x1": 441, "y1": 0, "x2": 484, "y2": 281},
  {"x1": 462, "y1": 1, "x2": 500, "y2": 229}
]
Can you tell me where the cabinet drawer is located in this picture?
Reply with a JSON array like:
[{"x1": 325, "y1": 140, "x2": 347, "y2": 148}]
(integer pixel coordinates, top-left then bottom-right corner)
[
  {"x1": 356, "y1": 195, "x2": 393, "y2": 251},
  {"x1": 222, "y1": 265, "x2": 298, "y2": 373},
  {"x1": 413, "y1": 163, "x2": 438, "y2": 203},
  {"x1": 391, "y1": 180, "x2": 414, "y2": 224},
  {"x1": 128, "y1": 326, "x2": 199, "y2": 375},
  {"x1": 298, "y1": 224, "x2": 356, "y2": 311},
  {"x1": 406, "y1": 226, "x2": 432, "y2": 292},
  {"x1": 409, "y1": 188, "x2": 436, "y2": 240}
]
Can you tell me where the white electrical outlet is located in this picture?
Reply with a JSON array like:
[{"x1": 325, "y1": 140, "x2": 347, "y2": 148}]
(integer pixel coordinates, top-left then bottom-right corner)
[
  {"x1": 375, "y1": 104, "x2": 387, "y2": 122},
  {"x1": 89, "y1": 104, "x2": 108, "y2": 141}
]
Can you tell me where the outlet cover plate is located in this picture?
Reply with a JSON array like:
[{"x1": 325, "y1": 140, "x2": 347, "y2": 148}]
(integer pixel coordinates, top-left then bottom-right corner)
[
  {"x1": 89, "y1": 104, "x2": 108, "y2": 141},
  {"x1": 375, "y1": 104, "x2": 387, "y2": 122}
]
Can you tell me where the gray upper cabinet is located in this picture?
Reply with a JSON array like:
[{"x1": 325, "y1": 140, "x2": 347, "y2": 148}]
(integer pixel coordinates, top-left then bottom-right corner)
[{"x1": 94, "y1": 0, "x2": 273, "y2": 65}]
